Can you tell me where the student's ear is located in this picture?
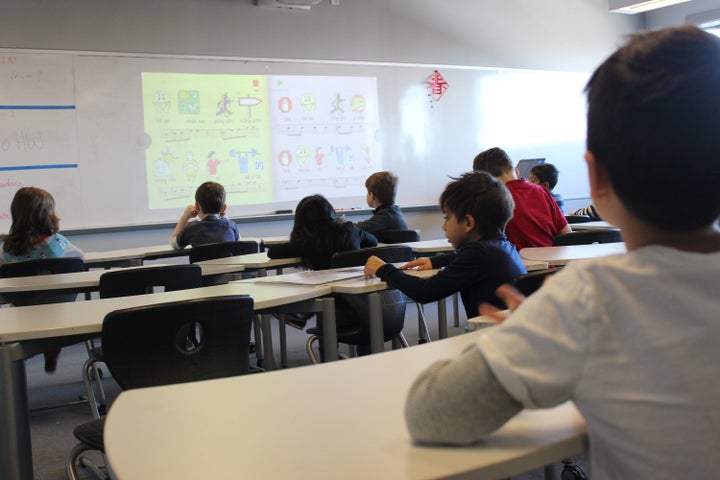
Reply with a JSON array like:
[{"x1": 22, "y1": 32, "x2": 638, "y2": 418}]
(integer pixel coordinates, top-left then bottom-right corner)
[
  {"x1": 463, "y1": 214, "x2": 476, "y2": 233},
  {"x1": 585, "y1": 151, "x2": 610, "y2": 201},
  {"x1": 542, "y1": 181, "x2": 551, "y2": 190},
  {"x1": 220, "y1": 204, "x2": 227, "y2": 215}
]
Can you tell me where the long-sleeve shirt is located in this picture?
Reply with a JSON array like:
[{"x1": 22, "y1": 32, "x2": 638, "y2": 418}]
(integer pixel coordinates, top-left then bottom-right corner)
[
  {"x1": 357, "y1": 204, "x2": 409, "y2": 235},
  {"x1": 375, "y1": 234, "x2": 526, "y2": 317}
]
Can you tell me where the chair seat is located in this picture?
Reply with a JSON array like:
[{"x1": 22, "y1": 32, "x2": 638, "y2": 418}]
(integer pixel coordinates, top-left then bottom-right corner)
[{"x1": 74, "y1": 418, "x2": 105, "y2": 450}]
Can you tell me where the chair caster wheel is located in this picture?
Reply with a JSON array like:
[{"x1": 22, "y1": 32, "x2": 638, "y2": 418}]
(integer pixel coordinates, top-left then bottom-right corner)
[{"x1": 561, "y1": 459, "x2": 587, "y2": 480}]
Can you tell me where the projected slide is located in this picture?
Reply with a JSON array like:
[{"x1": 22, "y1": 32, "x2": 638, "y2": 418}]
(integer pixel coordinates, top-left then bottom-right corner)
[{"x1": 142, "y1": 73, "x2": 380, "y2": 209}]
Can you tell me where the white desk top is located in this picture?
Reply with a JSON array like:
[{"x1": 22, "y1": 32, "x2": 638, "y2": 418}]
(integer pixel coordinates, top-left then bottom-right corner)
[
  {"x1": 83, "y1": 244, "x2": 179, "y2": 264},
  {"x1": 0, "y1": 263, "x2": 245, "y2": 294},
  {"x1": 520, "y1": 242, "x2": 626, "y2": 266},
  {"x1": 569, "y1": 220, "x2": 616, "y2": 231},
  {"x1": 193, "y1": 251, "x2": 301, "y2": 269},
  {"x1": 0, "y1": 282, "x2": 330, "y2": 343},
  {"x1": 105, "y1": 331, "x2": 587, "y2": 480}
]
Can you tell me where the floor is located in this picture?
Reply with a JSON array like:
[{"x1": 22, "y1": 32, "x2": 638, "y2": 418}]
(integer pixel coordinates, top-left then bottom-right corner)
[{"x1": 27, "y1": 302, "x2": 588, "y2": 480}]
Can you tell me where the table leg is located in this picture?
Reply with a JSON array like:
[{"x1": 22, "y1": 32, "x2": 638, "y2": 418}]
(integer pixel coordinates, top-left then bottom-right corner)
[
  {"x1": 318, "y1": 297, "x2": 338, "y2": 363},
  {"x1": 368, "y1": 292, "x2": 384, "y2": 353},
  {"x1": 452, "y1": 293, "x2": 460, "y2": 328},
  {"x1": 260, "y1": 314, "x2": 276, "y2": 371},
  {"x1": 0, "y1": 343, "x2": 33, "y2": 480},
  {"x1": 437, "y1": 297, "x2": 448, "y2": 339}
]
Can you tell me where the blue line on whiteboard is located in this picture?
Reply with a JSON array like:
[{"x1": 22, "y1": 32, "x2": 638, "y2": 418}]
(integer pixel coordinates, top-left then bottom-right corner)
[
  {"x1": 0, "y1": 105, "x2": 75, "y2": 110},
  {"x1": 0, "y1": 164, "x2": 78, "y2": 171}
]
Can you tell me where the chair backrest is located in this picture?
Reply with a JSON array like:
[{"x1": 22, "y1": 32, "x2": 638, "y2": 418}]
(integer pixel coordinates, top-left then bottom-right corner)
[
  {"x1": 101, "y1": 295, "x2": 254, "y2": 389},
  {"x1": 0, "y1": 257, "x2": 86, "y2": 306},
  {"x1": 564, "y1": 215, "x2": 592, "y2": 224},
  {"x1": 375, "y1": 229, "x2": 420, "y2": 244},
  {"x1": 188, "y1": 240, "x2": 259, "y2": 263},
  {"x1": 99, "y1": 264, "x2": 203, "y2": 299},
  {"x1": 330, "y1": 245, "x2": 413, "y2": 268},
  {"x1": 552, "y1": 229, "x2": 622, "y2": 246},
  {"x1": 513, "y1": 269, "x2": 558, "y2": 297}
]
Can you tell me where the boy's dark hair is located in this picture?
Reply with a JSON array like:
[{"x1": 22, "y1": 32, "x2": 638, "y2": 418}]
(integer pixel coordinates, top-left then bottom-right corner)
[
  {"x1": 365, "y1": 171, "x2": 398, "y2": 205},
  {"x1": 439, "y1": 171, "x2": 514, "y2": 236},
  {"x1": 3, "y1": 187, "x2": 60, "y2": 255},
  {"x1": 586, "y1": 25, "x2": 720, "y2": 230},
  {"x1": 531, "y1": 164, "x2": 559, "y2": 190},
  {"x1": 472, "y1": 147, "x2": 513, "y2": 178},
  {"x1": 194, "y1": 181, "x2": 226, "y2": 215}
]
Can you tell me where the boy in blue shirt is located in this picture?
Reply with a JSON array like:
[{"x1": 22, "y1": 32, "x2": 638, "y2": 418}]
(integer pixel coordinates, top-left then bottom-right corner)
[
  {"x1": 170, "y1": 181, "x2": 240, "y2": 250},
  {"x1": 363, "y1": 171, "x2": 526, "y2": 317},
  {"x1": 357, "y1": 171, "x2": 409, "y2": 235}
]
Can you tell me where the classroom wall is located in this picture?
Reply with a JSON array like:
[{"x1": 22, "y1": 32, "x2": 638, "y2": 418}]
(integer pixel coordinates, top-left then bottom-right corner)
[{"x1": 0, "y1": 0, "x2": 642, "y2": 250}]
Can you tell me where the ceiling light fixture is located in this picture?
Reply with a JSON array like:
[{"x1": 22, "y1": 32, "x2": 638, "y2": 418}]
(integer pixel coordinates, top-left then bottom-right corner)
[{"x1": 610, "y1": 0, "x2": 694, "y2": 14}]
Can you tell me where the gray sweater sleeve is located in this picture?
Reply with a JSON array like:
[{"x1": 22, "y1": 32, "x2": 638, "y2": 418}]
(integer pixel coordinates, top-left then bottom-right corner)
[{"x1": 404, "y1": 345, "x2": 522, "y2": 445}]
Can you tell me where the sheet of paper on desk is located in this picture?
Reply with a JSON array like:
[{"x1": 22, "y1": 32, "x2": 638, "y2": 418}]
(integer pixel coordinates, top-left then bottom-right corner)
[{"x1": 253, "y1": 267, "x2": 365, "y2": 285}]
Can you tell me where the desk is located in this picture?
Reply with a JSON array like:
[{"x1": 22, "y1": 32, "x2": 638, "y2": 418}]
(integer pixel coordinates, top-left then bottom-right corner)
[
  {"x1": 194, "y1": 251, "x2": 301, "y2": 276},
  {"x1": 0, "y1": 282, "x2": 334, "y2": 480},
  {"x1": 569, "y1": 220, "x2": 616, "y2": 231},
  {"x1": 105, "y1": 331, "x2": 588, "y2": 480},
  {"x1": 520, "y1": 242, "x2": 626, "y2": 266},
  {"x1": 83, "y1": 244, "x2": 185, "y2": 268},
  {"x1": 0, "y1": 263, "x2": 246, "y2": 297}
]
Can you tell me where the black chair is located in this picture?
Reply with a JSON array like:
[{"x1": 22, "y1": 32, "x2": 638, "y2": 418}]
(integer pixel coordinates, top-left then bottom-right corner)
[
  {"x1": 306, "y1": 245, "x2": 413, "y2": 363},
  {"x1": 375, "y1": 229, "x2": 420, "y2": 244},
  {"x1": 83, "y1": 265, "x2": 204, "y2": 418},
  {"x1": 513, "y1": 268, "x2": 558, "y2": 297},
  {"x1": 552, "y1": 229, "x2": 622, "y2": 246},
  {"x1": 66, "y1": 295, "x2": 255, "y2": 480},
  {"x1": 188, "y1": 240, "x2": 259, "y2": 263},
  {"x1": 0, "y1": 257, "x2": 86, "y2": 378},
  {"x1": 564, "y1": 215, "x2": 592, "y2": 224},
  {"x1": 0, "y1": 257, "x2": 86, "y2": 306}
]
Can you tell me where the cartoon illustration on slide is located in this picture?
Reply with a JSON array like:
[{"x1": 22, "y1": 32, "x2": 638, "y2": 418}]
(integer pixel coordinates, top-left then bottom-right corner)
[
  {"x1": 178, "y1": 90, "x2": 200, "y2": 115},
  {"x1": 183, "y1": 152, "x2": 200, "y2": 181},
  {"x1": 238, "y1": 95, "x2": 263, "y2": 119},
  {"x1": 330, "y1": 144, "x2": 351, "y2": 169},
  {"x1": 330, "y1": 93, "x2": 345, "y2": 116},
  {"x1": 230, "y1": 148, "x2": 257, "y2": 174},
  {"x1": 315, "y1": 146, "x2": 326, "y2": 166},
  {"x1": 278, "y1": 150, "x2": 292, "y2": 167},
  {"x1": 361, "y1": 144, "x2": 372, "y2": 164},
  {"x1": 207, "y1": 151, "x2": 221, "y2": 175},
  {"x1": 216, "y1": 93, "x2": 233, "y2": 118},
  {"x1": 301, "y1": 94, "x2": 316, "y2": 114},
  {"x1": 153, "y1": 91, "x2": 171, "y2": 114},
  {"x1": 154, "y1": 157, "x2": 170, "y2": 178},
  {"x1": 296, "y1": 146, "x2": 311, "y2": 171},
  {"x1": 350, "y1": 94, "x2": 366, "y2": 113},
  {"x1": 278, "y1": 97, "x2": 292, "y2": 114}
]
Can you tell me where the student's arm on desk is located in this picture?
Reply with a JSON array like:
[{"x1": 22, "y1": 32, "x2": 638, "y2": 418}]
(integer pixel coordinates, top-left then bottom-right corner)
[
  {"x1": 405, "y1": 345, "x2": 522, "y2": 445},
  {"x1": 405, "y1": 284, "x2": 527, "y2": 445}
]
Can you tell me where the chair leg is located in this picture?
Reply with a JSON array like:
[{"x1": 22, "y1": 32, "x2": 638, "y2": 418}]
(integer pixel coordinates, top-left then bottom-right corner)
[
  {"x1": 416, "y1": 303, "x2": 431, "y2": 343},
  {"x1": 252, "y1": 315, "x2": 264, "y2": 368},
  {"x1": 392, "y1": 332, "x2": 410, "y2": 349},
  {"x1": 82, "y1": 346, "x2": 106, "y2": 419},
  {"x1": 306, "y1": 335, "x2": 320, "y2": 364},
  {"x1": 66, "y1": 442, "x2": 107, "y2": 480}
]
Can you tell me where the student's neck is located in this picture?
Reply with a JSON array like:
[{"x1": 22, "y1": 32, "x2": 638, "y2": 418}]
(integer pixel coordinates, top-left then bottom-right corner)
[{"x1": 496, "y1": 172, "x2": 516, "y2": 184}]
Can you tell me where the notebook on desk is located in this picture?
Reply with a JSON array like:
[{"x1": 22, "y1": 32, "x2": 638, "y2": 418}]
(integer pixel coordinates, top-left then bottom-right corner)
[{"x1": 253, "y1": 267, "x2": 365, "y2": 286}]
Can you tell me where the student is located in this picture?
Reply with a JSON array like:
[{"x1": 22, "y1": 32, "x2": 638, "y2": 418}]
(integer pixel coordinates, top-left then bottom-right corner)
[
  {"x1": 0, "y1": 186, "x2": 84, "y2": 372},
  {"x1": 529, "y1": 163, "x2": 564, "y2": 211},
  {"x1": 357, "y1": 171, "x2": 409, "y2": 235},
  {"x1": 363, "y1": 171, "x2": 526, "y2": 317},
  {"x1": 268, "y1": 194, "x2": 377, "y2": 271},
  {"x1": 170, "y1": 181, "x2": 239, "y2": 250},
  {"x1": 569, "y1": 204, "x2": 602, "y2": 221},
  {"x1": 268, "y1": 194, "x2": 378, "y2": 332},
  {"x1": 473, "y1": 147, "x2": 571, "y2": 249},
  {"x1": 404, "y1": 26, "x2": 720, "y2": 480}
]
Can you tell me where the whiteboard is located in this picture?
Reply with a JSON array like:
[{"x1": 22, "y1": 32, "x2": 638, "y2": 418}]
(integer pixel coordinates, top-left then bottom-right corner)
[{"x1": 0, "y1": 49, "x2": 590, "y2": 233}]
